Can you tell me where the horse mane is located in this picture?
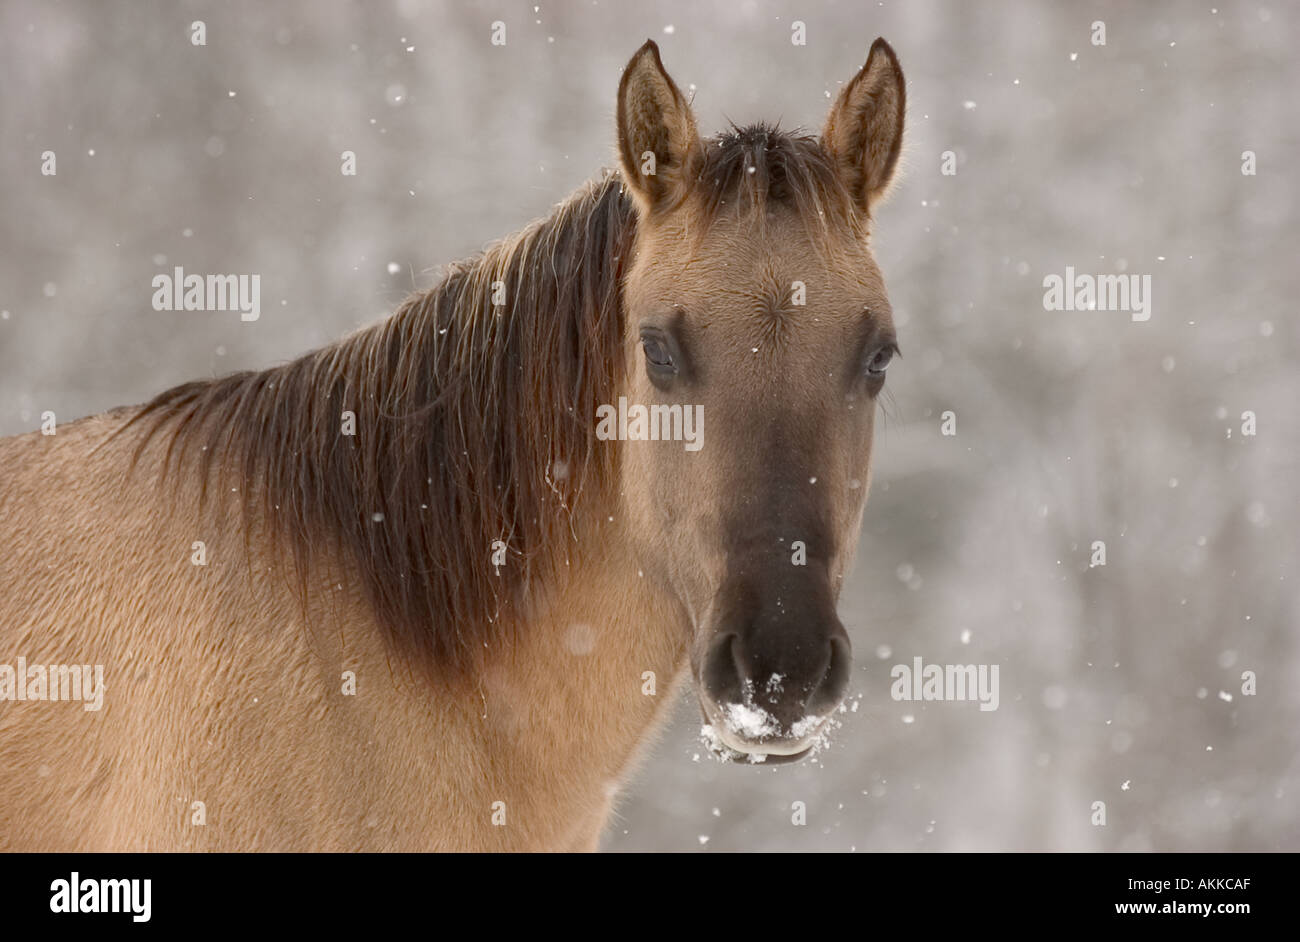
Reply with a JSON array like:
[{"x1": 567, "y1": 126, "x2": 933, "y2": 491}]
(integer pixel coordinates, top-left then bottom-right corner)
[
  {"x1": 120, "y1": 125, "x2": 851, "y2": 673},
  {"x1": 696, "y1": 123, "x2": 858, "y2": 236}
]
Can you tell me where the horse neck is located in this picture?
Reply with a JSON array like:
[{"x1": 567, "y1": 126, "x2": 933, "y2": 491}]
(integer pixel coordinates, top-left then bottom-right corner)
[
  {"x1": 473, "y1": 498, "x2": 691, "y2": 814},
  {"x1": 372, "y1": 183, "x2": 687, "y2": 806}
]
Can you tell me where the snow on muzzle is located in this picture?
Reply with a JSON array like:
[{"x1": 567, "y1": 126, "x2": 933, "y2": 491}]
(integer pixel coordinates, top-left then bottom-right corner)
[{"x1": 696, "y1": 564, "x2": 851, "y2": 761}]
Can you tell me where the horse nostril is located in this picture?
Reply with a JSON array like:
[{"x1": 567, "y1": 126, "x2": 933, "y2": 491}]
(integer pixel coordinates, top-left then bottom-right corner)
[
  {"x1": 701, "y1": 633, "x2": 745, "y2": 706},
  {"x1": 805, "y1": 634, "x2": 852, "y2": 716},
  {"x1": 703, "y1": 628, "x2": 851, "y2": 730}
]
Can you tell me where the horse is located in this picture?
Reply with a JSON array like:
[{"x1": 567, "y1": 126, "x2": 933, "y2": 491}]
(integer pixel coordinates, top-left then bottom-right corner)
[{"x1": 0, "y1": 37, "x2": 905, "y2": 851}]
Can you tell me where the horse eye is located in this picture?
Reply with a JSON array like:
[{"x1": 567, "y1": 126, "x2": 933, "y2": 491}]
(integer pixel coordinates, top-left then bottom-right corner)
[
  {"x1": 642, "y1": 337, "x2": 675, "y2": 370},
  {"x1": 866, "y1": 345, "x2": 895, "y2": 376}
]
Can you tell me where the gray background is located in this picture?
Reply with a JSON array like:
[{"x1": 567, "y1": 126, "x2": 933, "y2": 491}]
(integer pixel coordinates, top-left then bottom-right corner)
[{"x1": 1, "y1": 0, "x2": 1295, "y2": 851}]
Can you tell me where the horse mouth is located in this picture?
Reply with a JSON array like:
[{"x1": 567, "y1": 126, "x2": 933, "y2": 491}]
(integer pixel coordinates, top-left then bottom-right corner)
[{"x1": 697, "y1": 700, "x2": 833, "y2": 765}]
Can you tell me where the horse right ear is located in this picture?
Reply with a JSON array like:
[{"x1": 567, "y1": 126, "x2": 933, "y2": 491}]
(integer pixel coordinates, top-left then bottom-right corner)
[{"x1": 616, "y1": 40, "x2": 702, "y2": 215}]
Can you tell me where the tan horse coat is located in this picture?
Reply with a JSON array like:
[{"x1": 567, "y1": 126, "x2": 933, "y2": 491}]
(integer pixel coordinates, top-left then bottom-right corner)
[{"x1": 0, "y1": 412, "x2": 686, "y2": 851}]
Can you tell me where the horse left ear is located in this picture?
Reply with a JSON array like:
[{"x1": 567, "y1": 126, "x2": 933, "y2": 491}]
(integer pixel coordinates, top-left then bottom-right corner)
[
  {"x1": 616, "y1": 40, "x2": 702, "y2": 215},
  {"x1": 821, "y1": 37, "x2": 906, "y2": 212}
]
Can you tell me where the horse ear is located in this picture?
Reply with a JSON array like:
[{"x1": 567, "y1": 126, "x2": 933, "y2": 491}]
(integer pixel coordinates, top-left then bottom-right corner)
[
  {"x1": 821, "y1": 37, "x2": 906, "y2": 212},
  {"x1": 617, "y1": 40, "x2": 702, "y2": 214}
]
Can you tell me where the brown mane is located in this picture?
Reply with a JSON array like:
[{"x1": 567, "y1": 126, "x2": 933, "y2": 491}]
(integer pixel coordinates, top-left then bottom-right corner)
[
  {"x1": 696, "y1": 123, "x2": 858, "y2": 235},
  {"x1": 120, "y1": 126, "x2": 853, "y2": 672}
]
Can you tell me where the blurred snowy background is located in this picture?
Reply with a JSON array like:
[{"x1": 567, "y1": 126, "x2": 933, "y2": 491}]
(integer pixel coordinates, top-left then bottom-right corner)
[{"x1": 1, "y1": 0, "x2": 1296, "y2": 851}]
